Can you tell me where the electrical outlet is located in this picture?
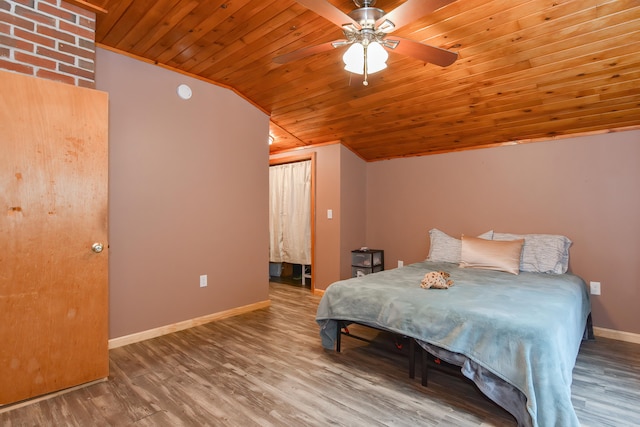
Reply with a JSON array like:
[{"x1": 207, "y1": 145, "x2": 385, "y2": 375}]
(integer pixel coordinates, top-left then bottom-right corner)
[
  {"x1": 200, "y1": 274, "x2": 207, "y2": 288},
  {"x1": 398, "y1": 260, "x2": 404, "y2": 268},
  {"x1": 589, "y1": 281, "x2": 601, "y2": 295}
]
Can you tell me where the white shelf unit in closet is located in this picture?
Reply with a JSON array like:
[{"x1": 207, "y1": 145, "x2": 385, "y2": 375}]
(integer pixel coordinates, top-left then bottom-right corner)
[{"x1": 302, "y1": 265, "x2": 311, "y2": 285}]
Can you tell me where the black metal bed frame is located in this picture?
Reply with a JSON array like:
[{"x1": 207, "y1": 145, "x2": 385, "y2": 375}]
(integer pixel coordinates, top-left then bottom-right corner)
[
  {"x1": 335, "y1": 320, "x2": 463, "y2": 386},
  {"x1": 335, "y1": 313, "x2": 594, "y2": 388}
]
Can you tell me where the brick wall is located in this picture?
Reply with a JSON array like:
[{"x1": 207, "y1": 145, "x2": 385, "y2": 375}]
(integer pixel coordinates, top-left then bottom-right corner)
[{"x1": 0, "y1": 0, "x2": 96, "y2": 88}]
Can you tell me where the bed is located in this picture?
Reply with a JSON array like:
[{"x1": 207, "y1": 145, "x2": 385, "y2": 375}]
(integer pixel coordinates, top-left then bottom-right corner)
[{"x1": 316, "y1": 230, "x2": 592, "y2": 427}]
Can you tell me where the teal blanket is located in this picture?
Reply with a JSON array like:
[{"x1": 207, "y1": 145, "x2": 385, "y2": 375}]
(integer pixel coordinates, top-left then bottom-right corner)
[{"x1": 316, "y1": 261, "x2": 591, "y2": 427}]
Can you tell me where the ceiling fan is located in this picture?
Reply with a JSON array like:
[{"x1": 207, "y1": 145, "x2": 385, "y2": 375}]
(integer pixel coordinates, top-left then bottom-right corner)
[{"x1": 273, "y1": 0, "x2": 458, "y2": 85}]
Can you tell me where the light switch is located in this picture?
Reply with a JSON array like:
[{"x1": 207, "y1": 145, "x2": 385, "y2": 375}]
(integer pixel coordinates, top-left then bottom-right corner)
[{"x1": 327, "y1": 209, "x2": 333, "y2": 219}]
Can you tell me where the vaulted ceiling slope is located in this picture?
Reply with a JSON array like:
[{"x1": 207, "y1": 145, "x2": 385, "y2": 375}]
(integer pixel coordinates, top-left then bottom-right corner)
[{"x1": 89, "y1": 0, "x2": 640, "y2": 161}]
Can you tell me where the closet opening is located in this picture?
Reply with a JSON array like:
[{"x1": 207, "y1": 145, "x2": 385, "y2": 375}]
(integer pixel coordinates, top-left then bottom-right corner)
[{"x1": 269, "y1": 154, "x2": 315, "y2": 292}]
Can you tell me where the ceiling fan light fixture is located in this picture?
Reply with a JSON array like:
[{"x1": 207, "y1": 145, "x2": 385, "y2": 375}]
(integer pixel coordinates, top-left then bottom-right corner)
[
  {"x1": 343, "y1": 41, "x2": 388, "y2": 75},
  {"x1": 343, "y1": 42, "x2": 364, "y2": 73},
  {"x1": 367, "y1": 41, "x2": 388, "y2": 72}
]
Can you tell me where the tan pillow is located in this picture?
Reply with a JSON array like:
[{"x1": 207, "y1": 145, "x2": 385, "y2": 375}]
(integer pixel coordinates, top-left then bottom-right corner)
[{"x1": 459, "y1": 236, "x2": 524, "y2": 275}]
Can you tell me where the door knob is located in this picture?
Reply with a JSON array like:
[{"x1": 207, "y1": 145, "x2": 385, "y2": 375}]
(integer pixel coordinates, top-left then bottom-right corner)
[{"x1": 92, "y1": 243, "x2": 104, "y2": 253}]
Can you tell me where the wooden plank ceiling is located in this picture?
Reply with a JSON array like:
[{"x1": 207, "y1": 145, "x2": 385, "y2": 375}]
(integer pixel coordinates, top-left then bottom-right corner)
[{"x1": 89, "y1": 0, "x2": 640, "y2": 161}]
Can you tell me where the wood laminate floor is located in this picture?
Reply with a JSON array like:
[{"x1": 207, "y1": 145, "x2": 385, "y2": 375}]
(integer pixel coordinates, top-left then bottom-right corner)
[{"x1": 2, "y1": 283, "x2": 639, "y2": 426}]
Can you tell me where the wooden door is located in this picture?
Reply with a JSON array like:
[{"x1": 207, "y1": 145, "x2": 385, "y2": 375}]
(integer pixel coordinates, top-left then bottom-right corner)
[{"x1": 0, "y1": 71, "x2": 109, "y2": 405}]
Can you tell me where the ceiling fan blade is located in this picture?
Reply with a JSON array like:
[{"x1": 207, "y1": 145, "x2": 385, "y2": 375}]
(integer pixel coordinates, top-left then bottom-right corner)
[
  {"x1": 376, "y1": 0, "x2": 456, "y2": 32},
  {"x1": 273, "y1": 40, "x2": 345, "y2": 64},
  {"x1": 295, "y1": 0, "x2": 361, "y2": 29},
  {"x1": 385, "y1": 37, "x2": 458, "y2": 67}
]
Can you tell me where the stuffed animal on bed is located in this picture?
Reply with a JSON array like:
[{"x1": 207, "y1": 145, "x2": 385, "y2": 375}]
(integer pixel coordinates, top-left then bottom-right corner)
[{"x1": 420, "y1": 271, "x2": 454, "y2": 289}]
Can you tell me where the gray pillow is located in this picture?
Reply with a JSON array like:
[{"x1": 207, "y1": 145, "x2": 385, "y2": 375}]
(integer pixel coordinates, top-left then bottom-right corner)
[
  {"x1": 493, "y1": 233, "x2": 572, "y2": 274},
  {"x1": 427, "y1": 228, "x2": 494, "y2": 263}
]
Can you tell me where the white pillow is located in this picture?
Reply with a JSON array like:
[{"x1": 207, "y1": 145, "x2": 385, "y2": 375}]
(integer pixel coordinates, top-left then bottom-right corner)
[
  {"x1": 427, "y1": 228, "x2": 494, "y2": 263},
  {"x1": 460, "y1": 236, "x2": 524, "y2": 275},
  {"x1": 493, "y1": 233, "x2": 572, "y2": 274}
]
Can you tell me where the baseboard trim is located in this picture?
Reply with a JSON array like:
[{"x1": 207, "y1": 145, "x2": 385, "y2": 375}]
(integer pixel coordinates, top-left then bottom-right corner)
[
  {"x1": 0, "y1": 378, "x2": 107, "y2": 413},
  {"x1": 593, "y1": 327, "x2": 640, "y2": 344},
  {"x1": 108, "y1": 299, "x2": 271, "y2": 349},
  {"x1": 313, "y1": 289, "x2": 325, "y2": 296},
  {"x1": 107, "y1": 299, "x2": 638, "y2": 348}
]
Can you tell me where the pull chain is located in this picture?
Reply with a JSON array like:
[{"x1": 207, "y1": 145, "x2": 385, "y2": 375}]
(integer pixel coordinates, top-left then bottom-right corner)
[{"x1": 363, "y1": 44, "x2": 369, "y2": 86}]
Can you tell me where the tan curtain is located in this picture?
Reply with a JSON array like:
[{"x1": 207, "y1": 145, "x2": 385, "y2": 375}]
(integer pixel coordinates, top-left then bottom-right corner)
[{"x1": 269, "y1": 161, "x2": 311, "y2": 265}]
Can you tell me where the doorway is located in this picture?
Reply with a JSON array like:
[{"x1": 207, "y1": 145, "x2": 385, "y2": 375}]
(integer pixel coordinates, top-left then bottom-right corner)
[{"x1": 269, "y1": 154, "x2": 315, "y2": 291}]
